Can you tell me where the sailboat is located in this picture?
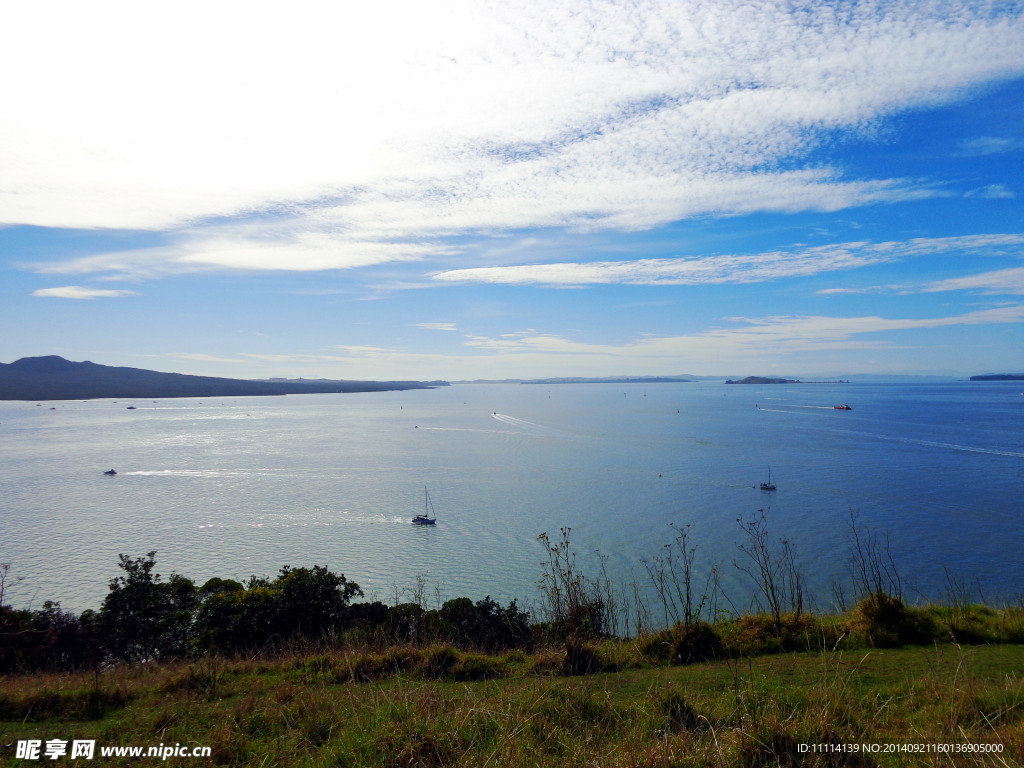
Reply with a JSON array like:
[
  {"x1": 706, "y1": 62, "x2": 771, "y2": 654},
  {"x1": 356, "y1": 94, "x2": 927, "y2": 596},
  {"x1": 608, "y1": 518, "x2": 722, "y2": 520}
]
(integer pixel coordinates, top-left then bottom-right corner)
[
  {"x1": 760, "y1": 467, "x2": 776, "y2": 491},
  {"x1": 411, "y1": 487, "x2": 438, "y2": 525}
]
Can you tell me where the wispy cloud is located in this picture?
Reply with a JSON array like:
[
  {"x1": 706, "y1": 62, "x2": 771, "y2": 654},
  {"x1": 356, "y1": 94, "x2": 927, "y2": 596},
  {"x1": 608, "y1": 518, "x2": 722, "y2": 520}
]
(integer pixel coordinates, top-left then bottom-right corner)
[
  {"x1": 956, "y1": 136, "x2": 1024, "y2": 156},
  {"x1": 965, "y1": 184, "x2": 1016, "y2": 199},
  {"x1": 153, "y1": 353, "x2": 250, "y2": 366},
  {"x1": 139, "y1": 304, "x2": 1024, "y2": 381},
  {"x1": 414, "y1": 323, "x2": 458, "y2": 331},
  {"x1": 461, "y1": 305, "x2": 1024, "y2": 362},
  {"x1": 32, "y1": 286, "x2": 138, "y2": 299},
  {"x1": 433, "y1": 235, "x2": 1024, "y2": 286},
  {"x1": 924, "y1": 267, "x2": 1024, "y2": 295},
  {"x1": 7, "y1": 2, "x2": 1024, "y2": 279},
  {"x1": 816, "y1": 285, "x2": 909, "y2": 296},
  {"x1": 29, "y1": 226, "x2": 451, "y2": 280}
]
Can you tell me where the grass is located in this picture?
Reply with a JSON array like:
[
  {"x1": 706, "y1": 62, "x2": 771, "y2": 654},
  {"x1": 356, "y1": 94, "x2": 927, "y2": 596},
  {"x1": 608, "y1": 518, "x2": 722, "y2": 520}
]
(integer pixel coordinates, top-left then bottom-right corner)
[{"x1": 2, "y1": 636, "x2": 1023, "y2": 767}]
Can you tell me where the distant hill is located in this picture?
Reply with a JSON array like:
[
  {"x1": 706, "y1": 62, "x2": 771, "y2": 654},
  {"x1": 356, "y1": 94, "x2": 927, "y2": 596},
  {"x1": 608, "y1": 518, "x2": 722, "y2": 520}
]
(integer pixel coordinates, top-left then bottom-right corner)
[
  {"x1": 0, "y1": 356, "x2": 447, "y2": 400},
  {"x1": 725, "y1": 376, "x2": 801, "y2": 384},
  {"x1": 970, "y1": 373, "x2": 1024, "y2": 381}
]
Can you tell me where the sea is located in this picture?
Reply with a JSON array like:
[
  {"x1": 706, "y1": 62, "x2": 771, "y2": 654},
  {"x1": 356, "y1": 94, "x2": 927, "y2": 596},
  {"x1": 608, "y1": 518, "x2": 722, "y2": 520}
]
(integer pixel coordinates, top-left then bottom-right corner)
[{"x1": 1, "y1": 380, "x2": 1022, "y2": 620}]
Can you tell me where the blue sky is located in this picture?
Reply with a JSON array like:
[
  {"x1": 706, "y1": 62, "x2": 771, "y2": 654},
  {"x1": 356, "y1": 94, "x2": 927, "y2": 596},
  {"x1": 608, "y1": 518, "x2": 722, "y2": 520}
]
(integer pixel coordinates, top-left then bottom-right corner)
[{"x1": 2, "y1": 1, "x2": 1023, "y2": 380}]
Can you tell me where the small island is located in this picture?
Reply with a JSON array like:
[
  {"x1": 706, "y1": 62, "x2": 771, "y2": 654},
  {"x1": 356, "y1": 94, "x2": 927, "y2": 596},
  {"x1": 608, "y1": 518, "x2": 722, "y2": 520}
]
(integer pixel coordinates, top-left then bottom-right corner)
[
  {"x1": 724, "y1": 376, "x2": 801, "y2": 384},
  {"x1": 970, "y1": 373, "x2": 1024, "y2": 381}
]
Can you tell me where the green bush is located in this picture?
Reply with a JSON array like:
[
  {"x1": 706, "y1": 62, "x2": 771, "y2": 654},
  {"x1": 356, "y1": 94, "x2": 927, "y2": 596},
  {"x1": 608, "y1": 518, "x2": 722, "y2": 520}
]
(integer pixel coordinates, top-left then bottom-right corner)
[
  {"x1": 563, "y1": 640, "x2": 602, "y2": 675},
  {"x1": 638, "y1": 621, "x2": 723, "y2": 664},
  {"x1": 853, "y1": 593, "x2": 938, "y2": 647},
  {"x1": 452, "y1": 653, "x2": 507, "y2": 681},
  {"x1": 421, "y1": 645, "x2": 459, "y2": 678},
  {"x1": 671, "y1": 621, "x2": 724, "y2": 664}
]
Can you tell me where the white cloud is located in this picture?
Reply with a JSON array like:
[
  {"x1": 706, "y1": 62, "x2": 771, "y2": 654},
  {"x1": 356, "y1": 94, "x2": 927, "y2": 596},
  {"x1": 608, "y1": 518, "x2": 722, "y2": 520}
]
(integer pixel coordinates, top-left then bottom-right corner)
[
  {"x1": 32, "y1": 286, "x2": 138, "y2": 299},
  {"x1": 414, "y1": 323, "x2": 458, "y2": 331},
  {"x1": 433, "y1": 234, "x2": 1024, "y2": 286},
  {"x1": 5, "y1": 1, "x2": 1024, "y2": 277}
]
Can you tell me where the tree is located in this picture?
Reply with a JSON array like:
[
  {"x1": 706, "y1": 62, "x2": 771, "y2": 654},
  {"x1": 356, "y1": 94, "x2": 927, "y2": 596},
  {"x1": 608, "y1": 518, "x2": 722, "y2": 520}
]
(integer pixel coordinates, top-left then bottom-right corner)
[
  {"x1": 193, "y1": 564, "x2": 363, "y2": 653},
  {"x1": 98, "y1": 552, "x2": 197, "y2": 662},
  {"x1": 733, "y1": 510, "x2": 804, "y2": 633},
  {"x1": 274, "y1": 565, "x2": 363, "y2": 639}
]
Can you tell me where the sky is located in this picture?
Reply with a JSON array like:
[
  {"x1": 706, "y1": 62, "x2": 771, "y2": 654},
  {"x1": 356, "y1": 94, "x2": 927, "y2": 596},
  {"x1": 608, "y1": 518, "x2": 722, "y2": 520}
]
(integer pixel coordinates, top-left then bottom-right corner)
[{"x1": 2, "y1": 0, "x2": 1023, "y2": 381}]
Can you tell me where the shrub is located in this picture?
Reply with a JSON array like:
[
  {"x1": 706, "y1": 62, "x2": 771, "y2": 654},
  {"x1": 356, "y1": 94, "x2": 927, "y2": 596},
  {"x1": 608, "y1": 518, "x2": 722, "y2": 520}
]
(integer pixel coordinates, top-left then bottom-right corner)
[
  {"x1": 421, "y1": 645, "x2": 459, "y2": 678},
  {"x1": 660, "y1": 691, "x2": 705, "y2": 733},
  {"x1": 636, "y1": 627, "x2": 676, "y2": 662},
  {"x1": 382, "y1": 646, "x2": 422, "y2": 675},
  {"x1": 671, "y1": 620, "x2": 724, "y2": 664},
  {"x1": 638, "y1": 620, "x2": 723, "y2": 664},
  {"x1": 563, "y1": 640, "x2": 602, "y2": 675},
  {"x1": 452, "y1": 653, "x2": 507, "y2": 681},
  {"x1": 438, "y1": 595, "x2": 533, "y2": 651},
  {"x1": 853, "y1": 593, "x2": 938, "y2": 647},
  {"x1": 0, "y1": 602, "x2": 100, "y2": 672}
]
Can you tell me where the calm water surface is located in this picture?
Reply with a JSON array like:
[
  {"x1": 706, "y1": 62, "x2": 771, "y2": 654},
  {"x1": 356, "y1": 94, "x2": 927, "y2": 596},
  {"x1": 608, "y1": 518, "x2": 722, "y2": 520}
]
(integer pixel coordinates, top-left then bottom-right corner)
[{"x1": 1, "y1": 381, "x2": 1021, "y2": 615}]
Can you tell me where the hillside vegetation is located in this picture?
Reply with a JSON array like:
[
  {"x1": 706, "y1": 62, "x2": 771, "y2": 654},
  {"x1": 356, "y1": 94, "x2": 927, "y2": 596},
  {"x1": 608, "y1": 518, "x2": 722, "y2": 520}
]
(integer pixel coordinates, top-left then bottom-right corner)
[
  {"x1": 2, "y1": 632, "x2": 1022, "y2": 766},
  {"x1": 3, "y1": 516, "x2": 1023, "y2": 765}
]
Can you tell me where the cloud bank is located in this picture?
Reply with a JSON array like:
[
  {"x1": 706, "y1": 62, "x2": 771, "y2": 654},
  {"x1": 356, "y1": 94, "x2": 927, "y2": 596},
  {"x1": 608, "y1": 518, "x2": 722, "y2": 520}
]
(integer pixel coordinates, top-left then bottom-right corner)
[{"x1": 5, "y1": 1, "x2": 1023, "y2": 279}]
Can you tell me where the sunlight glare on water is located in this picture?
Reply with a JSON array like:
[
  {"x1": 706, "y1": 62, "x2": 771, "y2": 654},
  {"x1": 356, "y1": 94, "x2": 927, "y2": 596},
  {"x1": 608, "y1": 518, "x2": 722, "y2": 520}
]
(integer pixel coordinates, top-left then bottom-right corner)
[{"x1": 0, "y1": 381, "x2": 1021, "y2": 614}]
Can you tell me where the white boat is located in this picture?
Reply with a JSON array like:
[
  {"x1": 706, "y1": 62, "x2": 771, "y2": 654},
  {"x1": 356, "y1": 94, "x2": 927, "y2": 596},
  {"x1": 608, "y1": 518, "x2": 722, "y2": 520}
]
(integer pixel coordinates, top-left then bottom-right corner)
[
  {"x1": 759, "y1": 467, "x2": 776, "y2": 491},
  {"x1": 412, "y1": 487, "x2": 438, "y2": 525}
]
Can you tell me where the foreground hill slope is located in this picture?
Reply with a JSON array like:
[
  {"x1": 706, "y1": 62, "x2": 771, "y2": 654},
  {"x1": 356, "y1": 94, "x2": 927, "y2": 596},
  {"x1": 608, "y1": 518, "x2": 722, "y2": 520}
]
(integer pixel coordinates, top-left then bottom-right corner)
[
  {"x1": 2, "y1": 642, "x2": 1021, "y2": 767},
  {"x1": 0, "y1": 356, "x2": 446, "y2": 400}
]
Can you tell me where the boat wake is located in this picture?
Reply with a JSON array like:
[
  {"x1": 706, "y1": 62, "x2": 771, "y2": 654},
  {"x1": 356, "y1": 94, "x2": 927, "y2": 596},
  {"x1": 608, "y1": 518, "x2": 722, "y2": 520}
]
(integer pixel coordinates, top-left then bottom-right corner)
[
  {"x1": 122, "y1": 468, "x2": 290, "y2": 478},
  {"x1": 825, "y1": 429, "x2": 1024, "y2": 460},
  {"x1": 416, "y1": 427, "x2": 506, "y2": 434},
  {"x1": 896, "y1": 437, "x2": 1024, "y2": 459},
  {"x1": 490, "y1": 413, "x2": 556, "y2": 435}
]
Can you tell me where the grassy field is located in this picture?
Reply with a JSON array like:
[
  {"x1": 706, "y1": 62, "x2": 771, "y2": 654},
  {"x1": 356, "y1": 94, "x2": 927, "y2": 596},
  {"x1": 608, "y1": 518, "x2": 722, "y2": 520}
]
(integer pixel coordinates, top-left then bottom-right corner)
[{"x1": 2, "y1": 636, "x2": 1022, "y2": 767}]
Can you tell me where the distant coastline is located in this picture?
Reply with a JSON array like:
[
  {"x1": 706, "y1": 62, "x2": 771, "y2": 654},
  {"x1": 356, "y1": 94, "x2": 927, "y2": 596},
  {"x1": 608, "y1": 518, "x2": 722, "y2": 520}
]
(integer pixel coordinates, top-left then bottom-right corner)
[{"x1": 0, "y1": 356, "x2": 448, "y2": 401}]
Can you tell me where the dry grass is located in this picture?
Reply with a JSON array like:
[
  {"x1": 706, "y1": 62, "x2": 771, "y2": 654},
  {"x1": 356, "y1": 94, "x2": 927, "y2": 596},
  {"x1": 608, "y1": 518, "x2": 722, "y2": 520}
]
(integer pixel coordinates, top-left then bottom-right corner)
[{"x1": 2, "y1": 638, "x2": 1023, "y2": 767}]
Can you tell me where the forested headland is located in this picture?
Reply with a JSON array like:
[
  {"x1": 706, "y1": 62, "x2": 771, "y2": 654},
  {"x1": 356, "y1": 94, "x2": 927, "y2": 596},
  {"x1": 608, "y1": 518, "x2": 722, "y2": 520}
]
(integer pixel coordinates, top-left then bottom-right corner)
[{"x1": 0, "y1": 356, "x2": 447, "y2": 400}]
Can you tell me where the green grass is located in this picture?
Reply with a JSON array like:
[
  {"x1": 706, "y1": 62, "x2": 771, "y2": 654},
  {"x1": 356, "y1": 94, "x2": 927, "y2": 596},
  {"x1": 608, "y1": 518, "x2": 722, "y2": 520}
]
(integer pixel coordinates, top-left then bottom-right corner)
[{"x1": 3, "y1": 639, "x2": 1023, "y2": 767}]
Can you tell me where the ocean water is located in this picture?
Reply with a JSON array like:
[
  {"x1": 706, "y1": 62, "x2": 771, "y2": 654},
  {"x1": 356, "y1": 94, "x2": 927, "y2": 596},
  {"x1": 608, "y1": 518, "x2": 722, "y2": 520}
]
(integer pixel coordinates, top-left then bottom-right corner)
[{"x1": 1, "y1": 381, "x2": 1021, "y2": 617}]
